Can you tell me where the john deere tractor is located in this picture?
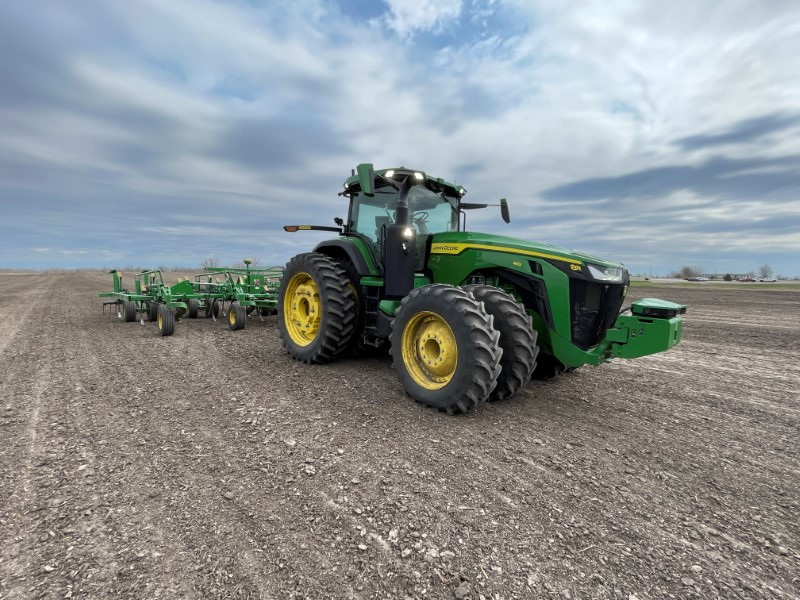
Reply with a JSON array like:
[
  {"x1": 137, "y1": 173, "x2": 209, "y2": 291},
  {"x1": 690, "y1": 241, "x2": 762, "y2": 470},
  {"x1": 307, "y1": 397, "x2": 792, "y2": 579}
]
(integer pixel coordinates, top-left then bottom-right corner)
[{"x1": 278, "y1": 164, "x2": 685, "y2": 414}]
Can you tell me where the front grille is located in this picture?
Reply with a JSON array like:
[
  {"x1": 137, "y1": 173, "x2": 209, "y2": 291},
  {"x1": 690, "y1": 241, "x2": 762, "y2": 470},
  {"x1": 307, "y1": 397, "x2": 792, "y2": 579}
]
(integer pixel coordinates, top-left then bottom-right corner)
[{"x1": 569, "y1": 279, "x2": 626, "y2": 349}]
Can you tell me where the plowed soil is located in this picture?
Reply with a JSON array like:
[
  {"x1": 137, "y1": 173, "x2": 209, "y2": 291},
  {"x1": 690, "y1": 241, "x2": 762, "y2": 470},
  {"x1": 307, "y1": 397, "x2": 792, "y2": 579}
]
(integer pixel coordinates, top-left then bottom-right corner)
[{"x1": 1, "y1": 272, "x2": 798, "y2": 599}]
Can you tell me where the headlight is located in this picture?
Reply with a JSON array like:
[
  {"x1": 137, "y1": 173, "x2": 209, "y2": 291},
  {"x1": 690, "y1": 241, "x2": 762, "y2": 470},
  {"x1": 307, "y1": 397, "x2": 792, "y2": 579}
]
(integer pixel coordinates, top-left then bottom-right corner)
[{"x1": 587, "y1": 264, "x2": 624, "y2": 282}]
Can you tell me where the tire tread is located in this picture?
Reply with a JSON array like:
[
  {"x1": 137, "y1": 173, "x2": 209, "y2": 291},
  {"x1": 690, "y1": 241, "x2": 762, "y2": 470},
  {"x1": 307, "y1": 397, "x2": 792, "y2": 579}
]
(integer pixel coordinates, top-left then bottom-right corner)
[
  {"x1": 390, "y1": 284, "x2": 502, "y2": 414},
  {"x1": 278, "y1": 253, "x2": 356, "y2": 364},
  {"x1": 464, "y1": 284, "x2": 539, "y2": 400}
]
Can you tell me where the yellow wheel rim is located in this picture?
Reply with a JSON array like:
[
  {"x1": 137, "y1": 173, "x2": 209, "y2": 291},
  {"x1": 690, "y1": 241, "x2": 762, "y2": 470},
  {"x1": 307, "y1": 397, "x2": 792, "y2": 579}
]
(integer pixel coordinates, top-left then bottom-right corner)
[
  {"x1": 283, "y1": 272, "x2": 321, "y2": 346},
  {"x1": 157, "y1": 312, "x2": 163, "y2": 330},
  {"x1": 401, "y1": 311, "x2": 457, "y2": 390},
  {"x1": 229, "y1": 308, "x2": 236, "y2": 326}
]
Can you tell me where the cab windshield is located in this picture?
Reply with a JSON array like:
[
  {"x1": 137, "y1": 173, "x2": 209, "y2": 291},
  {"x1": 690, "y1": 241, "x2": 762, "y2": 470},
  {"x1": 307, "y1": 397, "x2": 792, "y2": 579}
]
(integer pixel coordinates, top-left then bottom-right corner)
[{"x1": 350, "y1": 184, "x2": 458, "y2": 243}]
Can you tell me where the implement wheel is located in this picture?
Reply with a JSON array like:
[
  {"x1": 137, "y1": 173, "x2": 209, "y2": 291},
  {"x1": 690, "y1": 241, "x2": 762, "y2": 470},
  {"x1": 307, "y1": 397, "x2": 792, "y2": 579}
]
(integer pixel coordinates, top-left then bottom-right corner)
[
  {"x1": 389, "y1": 284, "x2": 502, "y2": 414},
  {"x1": 156, "y1": 304, "x2": 175, "y2": 337},
  {"x1": 147, "y1": 301, "x2": 158, "y2": 322},
  {"x1": 204, "y1": 299, "x2": 219, "y2": 318},
  {"x1": 187, "y1": 298, "x2": 199, "y2": 319},
  {"x1": 464, "y1": 285, "x2": 538, "y2": 400},
  {"x1": 278, "y1": 253, "x2": 355, "y2": 363},
  {"x1": 228, "y1": 302, "x2": 246, "y2": 331},
  {"x1": 122, "y1": 300, "x2": 137, "y2": 322}
]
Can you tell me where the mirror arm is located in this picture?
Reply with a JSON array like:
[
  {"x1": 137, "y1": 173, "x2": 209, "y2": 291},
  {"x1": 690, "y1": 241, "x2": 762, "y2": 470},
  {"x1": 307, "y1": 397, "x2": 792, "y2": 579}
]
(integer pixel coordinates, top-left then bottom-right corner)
[{"x1": 458, "y1": 199, "x2": 510, "y2": 223}]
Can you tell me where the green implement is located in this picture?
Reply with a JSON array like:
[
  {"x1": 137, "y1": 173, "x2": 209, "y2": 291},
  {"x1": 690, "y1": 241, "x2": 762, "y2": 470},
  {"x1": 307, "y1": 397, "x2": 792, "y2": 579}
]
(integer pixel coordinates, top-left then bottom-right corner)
[
  {"x1": 99, "y1": 269, "x2": 190, "y2": 336},
  {"x1": 99, "y1": 260, "x2": 284, "y2": 336}
]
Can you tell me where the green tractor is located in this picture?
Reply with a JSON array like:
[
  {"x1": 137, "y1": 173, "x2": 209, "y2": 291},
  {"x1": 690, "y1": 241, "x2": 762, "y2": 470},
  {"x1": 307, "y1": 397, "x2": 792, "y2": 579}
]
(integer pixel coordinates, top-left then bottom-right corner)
[{"x1": 278, "y1": 164, "x2": 686, "y2": 414}]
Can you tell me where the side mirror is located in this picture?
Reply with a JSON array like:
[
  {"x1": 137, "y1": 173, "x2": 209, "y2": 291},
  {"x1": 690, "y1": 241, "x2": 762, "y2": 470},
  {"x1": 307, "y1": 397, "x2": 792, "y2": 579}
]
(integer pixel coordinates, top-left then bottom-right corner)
[
  {"x1": 500, "y1": 198, "x2": 510, "y2": 224},
  {"x1": 356, "y1": 163, "x2": 375, "y2": 197}
]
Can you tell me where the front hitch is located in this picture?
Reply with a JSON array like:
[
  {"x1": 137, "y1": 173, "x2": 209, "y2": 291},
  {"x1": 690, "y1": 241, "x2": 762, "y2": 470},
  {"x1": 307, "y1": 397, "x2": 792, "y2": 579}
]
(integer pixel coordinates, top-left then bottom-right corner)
[{"x1": 602, "y1": 298, "x2": 687, "y2": 359}]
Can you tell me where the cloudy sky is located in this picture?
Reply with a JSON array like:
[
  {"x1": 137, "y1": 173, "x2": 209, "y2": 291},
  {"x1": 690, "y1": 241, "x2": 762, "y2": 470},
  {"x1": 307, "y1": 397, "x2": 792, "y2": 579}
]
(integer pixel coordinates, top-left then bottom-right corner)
[{"x1": 2, "y1": 0, "x2": 799, "y2": 276}]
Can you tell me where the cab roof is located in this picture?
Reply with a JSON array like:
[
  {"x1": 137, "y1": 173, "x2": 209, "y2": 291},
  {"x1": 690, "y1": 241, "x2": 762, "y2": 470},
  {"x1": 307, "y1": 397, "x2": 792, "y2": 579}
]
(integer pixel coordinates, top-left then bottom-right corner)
[{"x1": 343, "y1": 167, "x2": 466, "y2": 198}]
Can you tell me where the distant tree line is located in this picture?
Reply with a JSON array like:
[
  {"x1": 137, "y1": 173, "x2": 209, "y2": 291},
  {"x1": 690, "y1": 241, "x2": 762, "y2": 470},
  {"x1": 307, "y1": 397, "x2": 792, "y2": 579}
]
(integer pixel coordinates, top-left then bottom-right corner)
[
  {"x1": 668, "y1": 265, "x2": 704, "y2": 279},
  {"x1": 668, "y1": 264, "x2": 776, "y2": 279}
]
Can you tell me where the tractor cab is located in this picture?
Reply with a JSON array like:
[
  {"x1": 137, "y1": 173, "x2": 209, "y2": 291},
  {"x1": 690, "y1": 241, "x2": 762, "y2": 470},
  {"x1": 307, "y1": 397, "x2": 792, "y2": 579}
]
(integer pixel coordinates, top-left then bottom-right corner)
[
  {"x1": 340, "y1": 166, "x2": 508, "y2": 278},
  {"x1": 344, "y1": 169, "x2": 460, "y2": 271}
]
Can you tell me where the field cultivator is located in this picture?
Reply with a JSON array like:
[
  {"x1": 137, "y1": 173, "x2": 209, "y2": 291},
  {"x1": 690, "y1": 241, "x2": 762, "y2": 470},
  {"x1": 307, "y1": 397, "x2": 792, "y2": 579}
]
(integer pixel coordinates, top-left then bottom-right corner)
[
  {"x1": 99, "y1": 259, "x2": 283, "y2": 336},
  {"x1": 202, "y1": 261, "x2": 283, "y2": 329}
]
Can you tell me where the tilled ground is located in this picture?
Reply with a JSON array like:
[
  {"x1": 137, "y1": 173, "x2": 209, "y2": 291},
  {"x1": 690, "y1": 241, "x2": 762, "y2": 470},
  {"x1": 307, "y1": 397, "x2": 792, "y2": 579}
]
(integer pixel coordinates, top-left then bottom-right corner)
[{"x1": 0, "y1": 272, "x2": 798, "y2": 599}]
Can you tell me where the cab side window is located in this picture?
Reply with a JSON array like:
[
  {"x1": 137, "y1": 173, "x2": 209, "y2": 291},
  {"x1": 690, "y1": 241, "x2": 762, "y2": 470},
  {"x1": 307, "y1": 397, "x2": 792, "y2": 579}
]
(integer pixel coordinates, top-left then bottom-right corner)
[{"x1": 351, "y1": 189, "x2": 397, "y2": 242}]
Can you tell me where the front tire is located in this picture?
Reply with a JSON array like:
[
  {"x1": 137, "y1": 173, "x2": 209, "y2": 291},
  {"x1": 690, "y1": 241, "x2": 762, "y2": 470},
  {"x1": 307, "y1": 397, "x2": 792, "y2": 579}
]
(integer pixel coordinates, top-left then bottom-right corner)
[
  {"x1": 278, "y1": 253, "x2": 356, "y2": 363},
  {"x1": 390, "y1": 284, "x2": 502, "y2": 414},
  {"x1": 463, "y1": 285, "x2": 538, "y2": 400}
]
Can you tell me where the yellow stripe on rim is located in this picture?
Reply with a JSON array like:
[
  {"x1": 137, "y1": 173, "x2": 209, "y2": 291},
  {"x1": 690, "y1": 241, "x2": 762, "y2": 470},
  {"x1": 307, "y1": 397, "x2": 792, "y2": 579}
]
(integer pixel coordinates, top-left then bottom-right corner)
[{"x1": 430, "y1": 242, "x2": 582, "y2": 265}]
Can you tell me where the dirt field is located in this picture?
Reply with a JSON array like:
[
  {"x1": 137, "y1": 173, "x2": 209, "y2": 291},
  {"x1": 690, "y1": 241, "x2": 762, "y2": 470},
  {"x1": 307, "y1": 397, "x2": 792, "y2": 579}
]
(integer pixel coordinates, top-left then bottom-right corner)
[{"x1": 1, "y1": 272, "x2": 798, "y2": 599}]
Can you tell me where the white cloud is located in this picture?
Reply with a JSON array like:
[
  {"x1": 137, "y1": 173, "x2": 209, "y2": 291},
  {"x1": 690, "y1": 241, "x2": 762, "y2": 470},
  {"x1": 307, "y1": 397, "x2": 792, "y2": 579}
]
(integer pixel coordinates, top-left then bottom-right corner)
[
  {"x1": 1, "y1": 0, "x2": 799, "y2": 274},
  {"x1": 383, "y1": 0, "x2": 463, "y2": 38}
]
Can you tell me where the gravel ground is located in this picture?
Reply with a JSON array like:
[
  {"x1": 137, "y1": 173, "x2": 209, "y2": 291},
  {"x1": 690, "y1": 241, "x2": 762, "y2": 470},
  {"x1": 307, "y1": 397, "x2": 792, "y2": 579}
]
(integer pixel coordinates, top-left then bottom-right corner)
[{"x1": 0, "y1": 272, "x2": 798, "y2": 599}]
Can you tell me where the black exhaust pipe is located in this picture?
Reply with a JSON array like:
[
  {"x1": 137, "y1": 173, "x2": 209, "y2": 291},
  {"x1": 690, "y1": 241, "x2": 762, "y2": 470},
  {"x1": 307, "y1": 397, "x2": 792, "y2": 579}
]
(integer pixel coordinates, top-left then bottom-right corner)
[{"x1": 383, "y1": 175, "x2": 416, "y2": 299}]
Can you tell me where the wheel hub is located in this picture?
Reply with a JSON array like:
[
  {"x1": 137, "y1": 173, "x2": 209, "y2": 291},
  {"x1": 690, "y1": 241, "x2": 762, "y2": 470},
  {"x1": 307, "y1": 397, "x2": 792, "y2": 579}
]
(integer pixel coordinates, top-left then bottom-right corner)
[
  {"x1": 283, "y1": 273, "x2": 321, "y2": 346},
  {"x1": 402, "y1": 311, "x2": 457, "y2": 389}
]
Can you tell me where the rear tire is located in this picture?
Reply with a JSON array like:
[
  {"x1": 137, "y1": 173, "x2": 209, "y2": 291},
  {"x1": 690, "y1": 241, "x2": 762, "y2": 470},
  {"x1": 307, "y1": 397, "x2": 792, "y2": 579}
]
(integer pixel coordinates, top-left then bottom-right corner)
[
  {"x1": 147, "y1": 301, "x2": 158, "y2": 322},
  {"x1": 336, "y1": 260, "x2": 376, "y2": 357},
  {"x1": 228, "y1": 302, "x2": 246, "y2": 331},
  {"x1": 156, "y1": 304, "x2": 175, "y2": 337},
  {"x1": 463, "y1": 284, "x2": 538, "y2": 400},
  {"x1": 390, "y1": 284, "x2": 502, "y2": 414},
  {"x1": 187, "y1": 298, "x2": 199, "y2": 319},
  {"x1": 123, "y1": 300, "x2": 137, "y2": 322},
  {"x1": 278, "y1": 253, "x2": 355, "y2": 363}
]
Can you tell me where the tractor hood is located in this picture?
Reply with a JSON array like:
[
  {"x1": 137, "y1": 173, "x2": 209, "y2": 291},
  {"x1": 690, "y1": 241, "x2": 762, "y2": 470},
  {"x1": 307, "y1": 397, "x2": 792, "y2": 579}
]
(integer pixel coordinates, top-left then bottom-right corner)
[{"x1": 430, "y1": 231, "x2": 625, "y2": 272}]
